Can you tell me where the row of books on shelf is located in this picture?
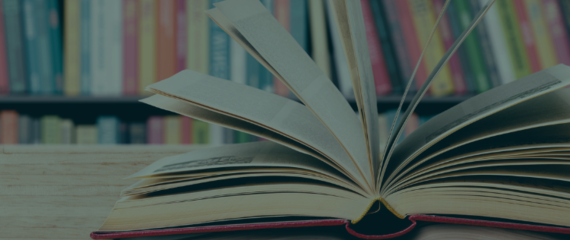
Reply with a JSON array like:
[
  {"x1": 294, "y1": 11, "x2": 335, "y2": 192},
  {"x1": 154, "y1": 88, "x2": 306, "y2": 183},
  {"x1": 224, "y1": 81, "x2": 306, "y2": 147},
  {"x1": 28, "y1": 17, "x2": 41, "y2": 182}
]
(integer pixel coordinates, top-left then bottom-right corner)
[
  {"x1": 3, "y1": 0, "x2": 570, "y2": 98},
  {"x1": 0, "y1": 109, "x2": 432, "y2": 145}
]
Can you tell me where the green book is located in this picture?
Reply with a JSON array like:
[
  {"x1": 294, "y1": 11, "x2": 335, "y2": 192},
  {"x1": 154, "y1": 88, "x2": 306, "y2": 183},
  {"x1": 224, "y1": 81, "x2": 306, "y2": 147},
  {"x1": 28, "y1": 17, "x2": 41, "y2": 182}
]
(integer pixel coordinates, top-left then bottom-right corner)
[
  {"x1": 495, "y1": 0, "x2": 531, "y2": 79},
  {"x1": 453, "y1": 0, "x2": 491, "y2": 93},
  {"x1": 234, "y1": 131, "x2": 250, "y2": 143},
  {"x1": 41, "y1": 115, "x2": 61, "y2": 144},
  {"x1": 192, "y1": 119, "x2": 210, "y2": 144}
]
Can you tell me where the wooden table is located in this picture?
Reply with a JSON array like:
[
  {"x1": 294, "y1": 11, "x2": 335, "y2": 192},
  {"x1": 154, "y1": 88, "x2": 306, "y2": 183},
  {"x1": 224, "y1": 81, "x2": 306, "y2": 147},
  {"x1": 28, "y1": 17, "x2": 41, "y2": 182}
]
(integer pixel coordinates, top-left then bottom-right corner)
[{"x1": 0, "y1": 145, "x2": 204, "y2": 240}]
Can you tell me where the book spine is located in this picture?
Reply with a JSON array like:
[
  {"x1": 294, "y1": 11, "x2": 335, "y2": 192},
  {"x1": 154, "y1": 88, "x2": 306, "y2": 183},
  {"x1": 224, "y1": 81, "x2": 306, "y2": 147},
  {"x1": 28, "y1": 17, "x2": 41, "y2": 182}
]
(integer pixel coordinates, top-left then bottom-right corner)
[
  {"x1": 230, "y1": 39, "x2": 247, "y2": 86},
  {"x1": 381, "y1": 0, "x2": 414, "y2": 92},
  {"x1": 223, "y1": 128, "x2": 234, "y2": 144},
  {"x1": 496, "y1": 0, "x2": 531, "y2": 79},
  {"x1": 3, "y1": 0, "x2": 27, "y2": 94},
  {"x1": 41, "y1": 115, "x2": 61, "y2": 144},
  {"x1": 138, "y1": 0, "x2": 156, "y2": 94},
  {"x1": 176, "y1": 0, "x2": 187, "y2": 72},
  {"x1": 60, "y1": 119, "x2": 74, "y2": 144},
  {"x1": 123, "y1": 0, "x2": 138, "y2": 95},
  {"x1": 76, "y1": 125, "x2": 97, "y2": 144},
  {"x1": 308, "y1": 0, "x2": 331, "y2": 79},
  {"x1": 104, "y1": 0, "x2": 123, "y2": 95},
  {"x1": 0, "y1": 0, "x2": 9, "y2": 95},
  {"x1": 48, "y1": 0, "x2": 63, "y2": 94},
  {"x1": 395, "y1": 0, "x2": 429, "y2": 92},
  {"x1": 63, "y1": 0, "x2": 80, "y2": 96},
  {"x1": 404, "y1": 113, "x2": 419, "y2": 137},
  {"x1": 97, "y1": 116, "x2": 119, "y2": 144},
  {"x1": 408, "y1": 0, "x2": 454, "y2": 96},
  {"x1": 524, "y1": 0, "x2": 557, "y2": 69},
  {"x1": 36, "y1": 0, "x2": 54, "y2": 94},
  {"x1": 209, "y1": 124, "x2": 224, "y2": 145},
  {"x1": 192, "y1": 119, "x2": 209, "y2": 144},
  {"x1": 209, "y1": 0, "x2": 230, "y2": 80},
  {"x1": 325, "y1": 0, "x2": 353, "y2": 97},
  {"x1": 468, "y1": 0, "x2": 501, "y2": 88},
  {"x1": 22, "y1": 0, "x2": 41, "y2": 94},
  {"x1": 187, "y1": 0, "x2": 209, "y2": 75},
  {"x1": 18, "y1": 115, "x2": 30, "y2": 144},
  {"x1": 258, "y1": 0, "x2": 273, "y2": 92},
  {"x1": 181, "y1": 116, "x2": 192, "y2": 144},
  {"x1": 478, "y1": 0, "x2": 516, "y2": 84},
  {"x1": 90, "y1": 0, "x2": 103, "y2": 95},
  {"x1": 0, "y1": 110, "x2": 18, "y2": 144},
  {"x1": 290, "y1": 0, "x2": 308, "y2": 52},
  {"x1": 156, "y1": 0, "x2": 177, "y2": 81},
  {"x1": 30, "y1": 118, "x2": 40, "y2": 144},
  {"x1": 433, "y1": 0, "x2": 467, "y2": 95},
  {"x1": 118, "y1": 122, "x2": 128, "y2": 144},
  {"x1": 548, "y1": 0, "x2": 570, "y2": 66},
  {"x1": 453, "y1": 0, "x2": 491, "y2": 93},
  {"x1": 164, "y1": 116, "x2": 181, "y2": 144},
  {"x1": 80, "y1": 0, "x2": 90, "y2": 95},
  {"x1": 361, "y1": 0, "x2": 392, "y2": 96},
  {"x1": 370, "y1": 0, "x2": 402, "y2": 94},
  {"x1": 445, "y1": 0, "x2": 476, "y2": 93},
  {"x1": 512, "y1": 0, "x2": 541, "y2": 72},
  {"x1": 129, "y1": 123, "x2": 146, "y2": 144},
  {"x1": 273, "y1": 0, "x2": 290, "y2": 96},
  {"x1": 146, "y1": 116, "x2": 163, "y2": 144}
]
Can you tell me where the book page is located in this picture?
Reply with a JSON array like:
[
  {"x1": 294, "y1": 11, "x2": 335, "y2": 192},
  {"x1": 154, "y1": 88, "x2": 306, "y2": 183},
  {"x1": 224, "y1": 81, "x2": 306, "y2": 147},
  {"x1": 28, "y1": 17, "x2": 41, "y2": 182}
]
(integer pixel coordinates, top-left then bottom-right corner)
[
  {"x1": 383, "y1": 65, "x2": 570, "y2": 192},
  {"x1": 329, "y1": 0, "x2": 380, "y2": 186},
  {"x1": 211, "y1": 0, "x2": 372, "y2": 189},
  {"x1": 145, "y1": 71, "x2": 368, "y2": 189}
]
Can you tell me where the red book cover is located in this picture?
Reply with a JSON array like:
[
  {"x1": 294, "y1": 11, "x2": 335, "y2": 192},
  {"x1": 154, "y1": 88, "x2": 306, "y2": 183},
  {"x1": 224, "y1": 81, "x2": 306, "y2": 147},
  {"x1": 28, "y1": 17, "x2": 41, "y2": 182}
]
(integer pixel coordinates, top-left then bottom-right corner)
[
  {"x1": 0, "y1": 110, "x2": 18, "y2": 144},
  {"x1": 146, "y1": 116, "x2": 164, "y2": 144},
  {"x1": 544, "y1": 0, "x2": 570, "y2": 66},
  {"x1": 0, "y1": 0, "x2": 9, "y2": 95},
  {"x1": 395, "y1": 0, "x2": 429, "y2": 93},
  {"x1": 176, "y1": 0, "x2": 187, "y2": 72},
  {"x1": 513, "y1": 0, "x2": 541, "y2": 73},
  {"x1": 156, "y1": 0, "x2": 177, "y2": 81},
  {"x1": 181, "y1": 116, "x2": 192, "y2": 144},
  {"x1": 361, "y1": 0, "x2": 391, "y2": 96},
  {"x1": 273, "y1": 0, "x2": 291, "y2": 97},
  {"x1": 123, "y1": 0, "x2": 139, "y2": 95},
  {"x1": 433, "y1": 0, "x2": 467, "y2": 95}
]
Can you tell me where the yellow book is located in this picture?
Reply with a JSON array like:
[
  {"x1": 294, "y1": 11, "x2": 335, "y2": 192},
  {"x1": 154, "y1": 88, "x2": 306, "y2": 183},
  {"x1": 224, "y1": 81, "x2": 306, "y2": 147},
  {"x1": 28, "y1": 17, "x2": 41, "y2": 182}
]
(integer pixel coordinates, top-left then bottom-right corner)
[
  {"x1": 63, "y1": 0, "x2": 80, "y2": 96},
  {"x1": 524, "y1": 0, "x2": 558, "y2": 69},
  {"x1": 187, "y1": 0, "x2": 210, "y2": 75},
  {"x1": 408, "y1": 0, "x2": 454, "y2": 96},
  {"x1": 164, "y1": 115, "x2": 181, "y2": 144},
  {"x1": 138, "y1": 0, "x2": 157, "y2": 94}
]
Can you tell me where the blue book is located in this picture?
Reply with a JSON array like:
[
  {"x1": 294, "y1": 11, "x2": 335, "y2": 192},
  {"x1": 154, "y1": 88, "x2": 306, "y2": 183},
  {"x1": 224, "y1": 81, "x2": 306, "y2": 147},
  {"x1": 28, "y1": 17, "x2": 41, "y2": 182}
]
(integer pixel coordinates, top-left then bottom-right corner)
[
  {"x1": 36, "y1": 0, "x2": 54, "y2": 94},
  {"x1": 258, "y1": 0, "x2": 273, "y2": 92},
  {"x1": 80, "y1": 0, "x2": 90, "y2": 95},
  {"x1": 290, "y1": 0, "x2": 308, "y2": 52},
  {"x1": 97, "y1": 116, "x2": 119, "y2": 144},
  {"x1": 2, "y1": 0, "x2": 27, "y2": 94},
  {"x1": 48, "y1": 0, "x2": 63, "y2": 94},
  {"x1": 22, "y1": 0, "x2": 41, "y2": 94},
  {"x1": 209, "y1": 0, "x2": 230, "y2": 80}
]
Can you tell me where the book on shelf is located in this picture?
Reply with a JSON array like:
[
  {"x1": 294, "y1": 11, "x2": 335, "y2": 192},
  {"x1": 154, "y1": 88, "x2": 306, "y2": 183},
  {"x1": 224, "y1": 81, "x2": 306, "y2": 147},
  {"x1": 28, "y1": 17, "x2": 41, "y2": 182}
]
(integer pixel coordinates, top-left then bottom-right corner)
[{"x1": 92, "y1": 0, "x2": 570, "y2": 239}]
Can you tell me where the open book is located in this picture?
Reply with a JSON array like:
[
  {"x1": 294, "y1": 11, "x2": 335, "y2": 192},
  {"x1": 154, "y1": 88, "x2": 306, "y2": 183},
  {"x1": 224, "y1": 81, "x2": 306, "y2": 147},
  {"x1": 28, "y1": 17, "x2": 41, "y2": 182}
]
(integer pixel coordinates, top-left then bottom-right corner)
[{"x1": 92, "y1": 0, "x2": 570, "y2": 239}]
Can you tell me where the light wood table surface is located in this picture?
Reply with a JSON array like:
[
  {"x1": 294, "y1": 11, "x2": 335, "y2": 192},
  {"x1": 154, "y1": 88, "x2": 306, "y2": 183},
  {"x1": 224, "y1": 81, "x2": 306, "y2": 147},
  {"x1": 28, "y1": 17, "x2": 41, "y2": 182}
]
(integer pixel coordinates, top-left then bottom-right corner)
[{"x1": 0, "y1": 145, "x2": 205, "y2": 240}]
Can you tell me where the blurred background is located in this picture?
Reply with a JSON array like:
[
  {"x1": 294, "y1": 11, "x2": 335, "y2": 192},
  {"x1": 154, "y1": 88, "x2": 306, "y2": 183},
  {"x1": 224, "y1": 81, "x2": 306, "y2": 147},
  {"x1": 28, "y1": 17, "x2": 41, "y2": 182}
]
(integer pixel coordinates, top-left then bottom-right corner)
[{"x1": 0, "y1": 0, "x2": 568, "y2": 145}]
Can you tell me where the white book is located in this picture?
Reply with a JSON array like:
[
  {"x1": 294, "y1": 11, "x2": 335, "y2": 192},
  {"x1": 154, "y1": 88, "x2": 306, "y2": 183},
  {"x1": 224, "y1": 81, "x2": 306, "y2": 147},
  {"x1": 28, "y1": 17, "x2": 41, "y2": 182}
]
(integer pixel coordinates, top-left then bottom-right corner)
[
  {"x1": 103, "y1": 0, "x2": 123, "y2": 95},
  {"x1": 209, "y1": 124, "x2": 224, "y2": 146},
  {"x1": 230, "y1": 40, "x2": 247, "y2": 85},
  {"x1": 325, "y1": 1, "x2": 353, "y2": 98}
]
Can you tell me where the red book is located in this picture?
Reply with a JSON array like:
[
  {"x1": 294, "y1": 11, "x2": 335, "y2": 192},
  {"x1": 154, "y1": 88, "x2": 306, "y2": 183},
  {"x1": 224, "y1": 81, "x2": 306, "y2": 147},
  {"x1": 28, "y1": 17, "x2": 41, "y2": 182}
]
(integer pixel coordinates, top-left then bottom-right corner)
[
  {"x1": 395, "y1": 0, "x2": 429, "y2": 93},
  {"x1": 122, "y1": 0, "x2": 139, "y2": 95},
  {"x1": 176, "y1": 0, "x2": 187, "y2": 72},
  {"x1": 146, "y1": 116, "x2": 164, "y2": 144},
  {"x1": 181, "y1": 116, "x2": 192, "y2": 144},
  {"x1": 156, "y1": 0, "x2": 177, "y2": 81},
  {"x1": 361, "y1": 0, "x2": 391, "y2": 96},
  {"x1": 513, "y1": 0, "x2": 541, "y2": 73},
  {"x1": 544, "y1": 0, "x2": 570, "y2": 66},
  {"x1": 0, "y1": 110, "x2": 18, "y2": 144},
  {"x1": 273, "y1": 0, "x2": 291, "y2": 97},
  {"x1": 0, "y1": 0, "x2": 9, "y2": 95}
]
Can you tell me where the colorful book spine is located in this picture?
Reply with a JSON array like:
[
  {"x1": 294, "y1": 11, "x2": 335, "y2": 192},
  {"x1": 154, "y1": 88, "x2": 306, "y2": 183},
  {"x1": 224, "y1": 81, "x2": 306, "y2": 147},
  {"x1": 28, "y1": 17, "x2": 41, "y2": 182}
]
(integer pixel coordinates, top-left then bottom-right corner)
[
  {"x1": 80, "y1": 0, "x2": 90, "y2": 95},
  {"x1": 103, "y1": 0, "x2": 123, "y2": 95},
  {"x1": 139, "y1": 0, "x2": 156, "y2": 94},
  {"x1": 157, "y1": 0, "x2": 177, "y2": 81},
  {"x1": 361, "y1": 0, "x2": 392, "y2": 96},
  {"x1": 524, "y1": 0, "x2": 557, "y2": 69},
  {"x1": 36, "y1": 0, "x2": 54, "y2": 94},
  {"x1": 404, "y1": 113, "x2": 419, "y2": 137},
  {"x1": 181, "y1": 116, "x2": 192, "y2": 144},
  {"x1": 18, "y1": 115, "x2": 31, "y2": 144},
  {"x1": 325, "y1": 0, "x2": 352, "y2": 97},
  {"x1": 453, "y1": 0, "x2": 491, "y2": 93},
  {"x1": 164, "y1": 116, "x2": 181, "y2": 144},
  {"x1": 433, "y1": 0, "x2": 467, "y2": 95},
  {"x1": 48, "y1": 0, "x2": 63, "y2": 94},
  {"x1": 496, "y1": 0, "x2": 531, "y2": 79},
  {"x1": 187, "y1": 0, "x2": 210, "y2": 75},
  {"x1": 63, "y1": 0, "x2": 81, "y2": 96},
  {"x1": 30, "y1": 118, "x2": 40, "y2": 144},
  {"x1": 123, "y1": 0, "x2": 139, "y2": 95},
  {"x1": 235, "y1": 131, "x2": 250, "y2": 144},
  {"x1": 0, "y1": 110, "x2": 18, "y2": 144},
  {"x1": 512, "y1": 0, "x2": 541, "y2": 72},
  {"x1": 290, "y1": 0, "x2": 308, "y2": 52},
  {"x1": 76, "y1": 125, "x2": 97, "y2": 144},
  {"x1": 192, "y1": 119, "x2": 209, "y2": 144},
  {"x1": 408, "y1": 0, "x2": 454, "y2": 96},
  {"x1": 230, "y1": 39, "x2": 247, "y2": 85},
  {"x1": 273, "y1": 0, "x2": 291, "y2": 96},
  {"x1": 548, "y1": 0, "x2": 570, "y2": 66},
  {"x1": 60, "y1": 119, "x2": 74, "y2": 144},
  {"x1": 370, "y1": 0, "x2": 402, "y2": 94},
  {"x1": 209, "y1": 0, "x2": 230, "y2": 81},
  {"x1": 97, "y1": 116, "x2": 119, "y2": 144},
  {"x1": 395, "y1": 0, "x2": 428, "y2": 92},
  {"x1": 258, "y1": 0, "x2": 274, "y2": 92},
  {"x1": 478, "y1": 0, "x2": 516, "y2": 84},
  {"x1": 176, "y1": 0, "x2": 187, "y2": 72},
  {"x1": 468, "y1": 0, "x2": 501, "y2": 88},
  {"x1": 308, "y1": 0, "x2": 331, "y2": 79},
  {"x1": 90, "y1": 0, "x2": 102, "y2": 95},
  {"x1": 2, "y1": 0, "x2": 26, "y2": 94},
  {"x1": 41, "y1": 115, "x2": 61, "y2": 144},
  {"x1": 0, "y1": 0, "x2": 9, "y2": 95},
  {"x1": 22, "y1": 0, "x2": 41, "y2": 94},
  {"x1": 129, "y1": 123, "x2": 146, "y2": 144},
  {"x1": 446, "y1": 1, "x2": 476, "y2": 93},
  {"x1": 210, "y1": 124, "x2": 224, "y2": 145},
  {"x1": 147, "y1": 116, "x2": 164, "y2": 144}
]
